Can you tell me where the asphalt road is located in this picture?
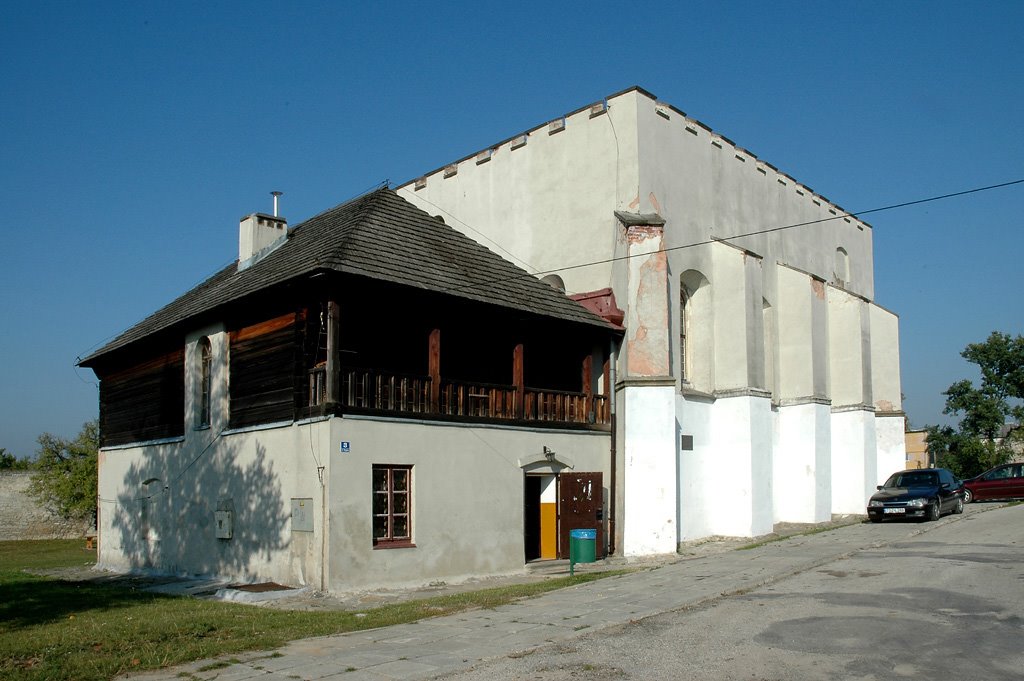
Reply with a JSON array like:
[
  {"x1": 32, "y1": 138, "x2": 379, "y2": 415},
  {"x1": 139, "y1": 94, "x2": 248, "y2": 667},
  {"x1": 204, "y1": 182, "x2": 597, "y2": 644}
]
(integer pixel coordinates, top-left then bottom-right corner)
[{"x1": 439, "y1": 504, "x2": 1024, "y2": 681}]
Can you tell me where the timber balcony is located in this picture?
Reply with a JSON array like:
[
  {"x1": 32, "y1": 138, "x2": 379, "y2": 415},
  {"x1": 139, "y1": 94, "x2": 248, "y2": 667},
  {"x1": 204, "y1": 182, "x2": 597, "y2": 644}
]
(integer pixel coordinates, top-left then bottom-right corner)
[{"x1": 307, "y1": 366, "x2": 610, "y2": 428}]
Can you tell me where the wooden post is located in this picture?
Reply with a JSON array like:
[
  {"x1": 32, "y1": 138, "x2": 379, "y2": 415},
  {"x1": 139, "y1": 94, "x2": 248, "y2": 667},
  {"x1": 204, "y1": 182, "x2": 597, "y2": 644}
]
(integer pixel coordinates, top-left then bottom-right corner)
[
  {"x1": 325, "y1": 301, "x2": 341, "y2": 405},
  {"x1": 513, "y1": 343, "x2": 525, "y2": 419},
  {"x1": 581, "y1": 353, "x2": 593, "y2": 422},
  {"x1": 429, "y1": 328, "x2": 441, "y2": 413},
  {"x1": 602, "y1": 356, "x2": 611, "y2": 423}
]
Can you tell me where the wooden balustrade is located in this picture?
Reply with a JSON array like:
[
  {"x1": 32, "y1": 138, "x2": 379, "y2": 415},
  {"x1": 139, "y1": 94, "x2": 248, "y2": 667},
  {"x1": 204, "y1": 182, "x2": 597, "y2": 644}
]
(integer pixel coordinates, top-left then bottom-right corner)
[{"x1": 314, "y1": 367, "x2": 608, "y2": 427}]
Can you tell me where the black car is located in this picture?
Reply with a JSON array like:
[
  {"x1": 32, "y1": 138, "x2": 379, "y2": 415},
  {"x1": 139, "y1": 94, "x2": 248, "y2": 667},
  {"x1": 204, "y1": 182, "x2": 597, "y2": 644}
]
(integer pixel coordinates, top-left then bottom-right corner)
[{"x1": 867, "y1": 468, "x2": 964, "y2": 522}]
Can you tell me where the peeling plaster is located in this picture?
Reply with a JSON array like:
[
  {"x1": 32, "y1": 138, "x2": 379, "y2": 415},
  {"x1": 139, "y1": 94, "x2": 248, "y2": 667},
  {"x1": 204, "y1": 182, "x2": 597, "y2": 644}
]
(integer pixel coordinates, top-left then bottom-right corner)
[
  {"x1": 648, "y1": 192, "x2": 661, "y2": 215},
  {"x1": 628, "y1": 194, "x2": 640, "y2": 210},
  {"x1": 811, "y1": 279, "x2": 826, "y2": 300},
  {"x1": 627, "y1": 252, "x2": 670, "y2": 376}
]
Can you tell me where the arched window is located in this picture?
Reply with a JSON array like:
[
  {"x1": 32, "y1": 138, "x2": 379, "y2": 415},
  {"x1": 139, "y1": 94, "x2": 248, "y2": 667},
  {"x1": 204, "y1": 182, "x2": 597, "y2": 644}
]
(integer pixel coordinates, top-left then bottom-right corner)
[
  {"x1": 762, "y1": 297, "x2": 775, "y2": 399},
  {"x1": 679, "y1": 270, "x2": 712, "y2": 392},
  {"x1": 679, "y1": 286, "x2": 690, "y2": 382},
  {"x1": 198, "y1": 337, "x2": 212, "y2": 428},
  {"x1": 540, "y1": 274, "x2": 566, "y2": 293},
  {"x1": 834, "y1": 247, "x2": 849, "y2": 286}
]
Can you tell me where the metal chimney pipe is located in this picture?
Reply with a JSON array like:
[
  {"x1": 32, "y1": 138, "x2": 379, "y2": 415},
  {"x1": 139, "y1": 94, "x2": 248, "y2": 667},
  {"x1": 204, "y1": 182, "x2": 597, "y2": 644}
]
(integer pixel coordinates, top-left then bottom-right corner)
[{"x1": 271, "y1": 191, "x2": 283, "y2": 217}]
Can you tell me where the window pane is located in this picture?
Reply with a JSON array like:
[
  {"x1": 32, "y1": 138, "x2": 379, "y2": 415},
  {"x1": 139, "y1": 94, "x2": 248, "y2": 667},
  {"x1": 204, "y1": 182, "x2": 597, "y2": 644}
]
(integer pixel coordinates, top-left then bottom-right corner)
[
  {"x1": 393, "y1": 469, "x2": 408, "y2": 491},
  {"x1": 372, "y1": 465, "x2": 411, "y2": 545}
]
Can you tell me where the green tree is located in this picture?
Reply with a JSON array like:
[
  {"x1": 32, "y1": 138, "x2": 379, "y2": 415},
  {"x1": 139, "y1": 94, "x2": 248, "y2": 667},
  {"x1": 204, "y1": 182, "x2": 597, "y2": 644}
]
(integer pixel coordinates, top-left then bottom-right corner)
[
  {"x1": 0, "y1": 447, "x2": 33, "y2": 470},
  {"x1": 28, "y1": 421, "x2": 99, "y2": 523},
  {"x1": 928, "y1": 332, "x2": 1024, "y2": 478}
]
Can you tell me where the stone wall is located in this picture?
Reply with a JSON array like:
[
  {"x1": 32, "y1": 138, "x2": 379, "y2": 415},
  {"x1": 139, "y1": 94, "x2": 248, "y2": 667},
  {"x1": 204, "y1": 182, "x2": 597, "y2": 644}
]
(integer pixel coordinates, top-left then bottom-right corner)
[{"x1": 0, "y1": 472, "x2": 92, "y2": 540}]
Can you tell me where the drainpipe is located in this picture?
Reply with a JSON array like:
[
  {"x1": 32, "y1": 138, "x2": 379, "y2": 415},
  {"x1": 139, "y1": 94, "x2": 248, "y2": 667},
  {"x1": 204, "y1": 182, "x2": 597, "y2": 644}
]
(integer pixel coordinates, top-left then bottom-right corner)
[
  {"x1": 608, "y1": 340, "x2": 618, "y2": 556},
  {"x1": 319, "y1": 466, "x2": 326, "y2": 592}
]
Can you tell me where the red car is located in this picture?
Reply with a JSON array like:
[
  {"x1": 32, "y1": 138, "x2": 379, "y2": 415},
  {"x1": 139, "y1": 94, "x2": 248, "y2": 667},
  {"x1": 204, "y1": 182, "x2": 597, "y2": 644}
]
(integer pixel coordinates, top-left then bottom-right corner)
[{"x1": 962, "y1": 463, "x2": 1024, "y2": 503}]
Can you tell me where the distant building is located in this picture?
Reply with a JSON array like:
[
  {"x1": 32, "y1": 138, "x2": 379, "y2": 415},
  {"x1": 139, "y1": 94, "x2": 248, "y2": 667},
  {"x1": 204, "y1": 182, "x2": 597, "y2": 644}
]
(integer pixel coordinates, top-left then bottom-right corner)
[{"x1": 904, "y1": 429, "x2": 930, "y2": 469}]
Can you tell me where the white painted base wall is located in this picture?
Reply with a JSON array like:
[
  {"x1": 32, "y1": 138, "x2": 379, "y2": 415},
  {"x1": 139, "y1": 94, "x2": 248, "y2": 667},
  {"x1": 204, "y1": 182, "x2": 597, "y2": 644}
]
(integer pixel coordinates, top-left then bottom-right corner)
[
  {"x1": 709, "y1": 395, "x2": 774, "y2": 537},
  {"x1": 621, "y1": 384, "x2": 678, "y2": 556},
  {"x1": 830, "y1": 409, "x2": 878, "y2": 514},
  {"x1": 96, "y1": 420, "x2": 331, "y2": 587},
  {"x1": 97, "y1": 416, "x2": 613, "y2": 593},
  {"x1": 676, "y1": 394, "x2": 773, "y2": 541},
  {"x1": 875, "y1": 415, "x2": 908, "y2": 483},
  {"x1": 325, "y1": 417, "x2": 610, "y2": 592},
  {"x1": 677, "y1": 396, "x2": 714, "y2": 541},
  {"x1": 773, "y1": 402, "x2": 832, "y2": 523}
]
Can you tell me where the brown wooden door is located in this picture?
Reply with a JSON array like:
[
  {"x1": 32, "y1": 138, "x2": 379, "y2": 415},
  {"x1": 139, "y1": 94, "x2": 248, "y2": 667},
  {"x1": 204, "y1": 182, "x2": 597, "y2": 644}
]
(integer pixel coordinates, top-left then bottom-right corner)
[{"x1": 558, "y1": 472, "x2": 604, "y2": 558}]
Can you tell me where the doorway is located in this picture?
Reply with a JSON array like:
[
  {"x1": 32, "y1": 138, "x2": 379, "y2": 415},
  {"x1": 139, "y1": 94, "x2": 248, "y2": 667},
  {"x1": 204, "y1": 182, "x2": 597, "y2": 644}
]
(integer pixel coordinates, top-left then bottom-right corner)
[
  {"x1": 524, "y1": 473, "x2": 558, "y2": 561},
  {"x1": 524, "y1": 472, "x2": 604, "y2": 561}
]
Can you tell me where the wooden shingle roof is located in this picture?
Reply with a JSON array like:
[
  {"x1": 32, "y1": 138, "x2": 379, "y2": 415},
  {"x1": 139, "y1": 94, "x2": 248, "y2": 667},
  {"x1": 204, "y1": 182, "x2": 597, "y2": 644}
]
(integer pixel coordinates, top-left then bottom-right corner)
[{"x1": 81, "y1": 188, "x2": 612, "y2": 365}]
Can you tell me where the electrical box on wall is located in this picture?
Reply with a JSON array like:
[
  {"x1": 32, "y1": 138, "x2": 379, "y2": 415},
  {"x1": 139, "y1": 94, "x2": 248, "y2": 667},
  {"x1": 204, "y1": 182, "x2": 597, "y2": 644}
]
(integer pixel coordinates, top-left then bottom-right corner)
[
  {"x1": 291, "y1": 498, "x2": 314, "y2": 532},
  {"x1": 214, "y1": 510, "x2": 233, "y2": 539}
]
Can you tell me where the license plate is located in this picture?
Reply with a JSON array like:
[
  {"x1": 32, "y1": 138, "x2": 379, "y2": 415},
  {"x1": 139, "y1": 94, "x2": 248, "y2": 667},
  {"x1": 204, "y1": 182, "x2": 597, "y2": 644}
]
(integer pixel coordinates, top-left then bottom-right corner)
[{"x1": 883, "y1": 508, "x2": 905, "y2": 514}]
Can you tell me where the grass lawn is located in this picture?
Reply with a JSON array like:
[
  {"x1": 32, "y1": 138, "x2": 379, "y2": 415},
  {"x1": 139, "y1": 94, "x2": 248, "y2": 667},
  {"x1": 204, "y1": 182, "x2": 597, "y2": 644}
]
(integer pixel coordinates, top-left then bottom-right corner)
[{"x1": 0, "y1": 540, "x2": 624, "y2": 681}]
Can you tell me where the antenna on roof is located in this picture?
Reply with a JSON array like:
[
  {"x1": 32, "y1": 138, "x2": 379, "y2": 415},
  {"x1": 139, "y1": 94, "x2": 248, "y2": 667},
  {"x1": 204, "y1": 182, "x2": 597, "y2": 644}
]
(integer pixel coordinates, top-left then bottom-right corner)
[{"x1": 271, "y1": 191, "x2": 283, "y2": 217}]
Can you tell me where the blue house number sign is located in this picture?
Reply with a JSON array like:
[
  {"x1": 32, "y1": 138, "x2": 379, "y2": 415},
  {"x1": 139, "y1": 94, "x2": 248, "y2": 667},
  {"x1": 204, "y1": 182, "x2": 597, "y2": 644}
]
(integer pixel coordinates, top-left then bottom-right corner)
[{"x1": 340, "y1": 441, "x2": 350, "y2": 453}]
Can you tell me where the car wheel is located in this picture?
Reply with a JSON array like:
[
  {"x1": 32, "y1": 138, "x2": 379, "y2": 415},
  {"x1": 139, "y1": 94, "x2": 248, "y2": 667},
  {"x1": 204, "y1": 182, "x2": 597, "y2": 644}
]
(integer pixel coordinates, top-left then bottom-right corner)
[
  {"x1": 963, "y1": 488, "x2": 973, "y2": 504},
  {"x1": 954, "y1": 497, "x2": 964, "y2": 514},
  {"x1": 928, "y1": 500, "x2": 941, "y2": 521}
]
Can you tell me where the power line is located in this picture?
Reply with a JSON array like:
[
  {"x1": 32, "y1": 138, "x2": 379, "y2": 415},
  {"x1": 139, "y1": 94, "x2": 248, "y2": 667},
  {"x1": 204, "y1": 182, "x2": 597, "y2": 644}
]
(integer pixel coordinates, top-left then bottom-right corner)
[{"x1": 446, "y1": 178, "x2": 1024, "y2": 294}]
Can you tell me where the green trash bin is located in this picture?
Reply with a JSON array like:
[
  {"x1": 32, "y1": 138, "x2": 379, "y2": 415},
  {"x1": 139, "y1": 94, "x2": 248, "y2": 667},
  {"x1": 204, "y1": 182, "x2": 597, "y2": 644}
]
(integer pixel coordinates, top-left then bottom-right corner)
[{"x1": 569, "y1": 528, "x2": 597, "y2": 575}]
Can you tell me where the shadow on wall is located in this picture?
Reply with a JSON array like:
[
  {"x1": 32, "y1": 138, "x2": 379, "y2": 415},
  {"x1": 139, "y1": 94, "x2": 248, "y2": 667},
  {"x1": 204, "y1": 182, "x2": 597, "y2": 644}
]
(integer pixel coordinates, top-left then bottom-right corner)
[{"x1": 109, "y1": 438, "x2": 289, "y2": 580}]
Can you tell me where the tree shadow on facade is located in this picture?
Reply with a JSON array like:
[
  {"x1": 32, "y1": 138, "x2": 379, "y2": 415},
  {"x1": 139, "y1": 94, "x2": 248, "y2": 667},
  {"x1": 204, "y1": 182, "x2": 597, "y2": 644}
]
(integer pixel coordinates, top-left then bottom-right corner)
[{"x1": 108, "y1": 438, "x2": 289, "y2": 581}]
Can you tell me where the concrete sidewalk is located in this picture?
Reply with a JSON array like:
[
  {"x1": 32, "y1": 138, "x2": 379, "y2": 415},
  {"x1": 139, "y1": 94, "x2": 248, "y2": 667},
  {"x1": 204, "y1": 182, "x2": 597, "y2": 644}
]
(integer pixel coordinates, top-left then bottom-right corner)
[{"x1": 123, "y1": 511, "x2": 978, "y2": 681}]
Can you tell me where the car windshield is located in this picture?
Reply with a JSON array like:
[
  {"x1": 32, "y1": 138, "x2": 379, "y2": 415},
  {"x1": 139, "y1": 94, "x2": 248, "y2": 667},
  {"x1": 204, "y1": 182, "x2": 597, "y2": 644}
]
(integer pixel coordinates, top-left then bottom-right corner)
[{"x1": 886, "y1": 472, "x2": 938, "y2": 488}]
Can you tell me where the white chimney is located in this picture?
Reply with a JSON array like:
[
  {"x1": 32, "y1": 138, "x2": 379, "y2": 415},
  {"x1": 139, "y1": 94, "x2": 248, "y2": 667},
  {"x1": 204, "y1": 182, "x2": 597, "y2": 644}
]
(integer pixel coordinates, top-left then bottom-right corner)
[{"x1": 238, "y1": 213, "x2": 287, "y2": 271}]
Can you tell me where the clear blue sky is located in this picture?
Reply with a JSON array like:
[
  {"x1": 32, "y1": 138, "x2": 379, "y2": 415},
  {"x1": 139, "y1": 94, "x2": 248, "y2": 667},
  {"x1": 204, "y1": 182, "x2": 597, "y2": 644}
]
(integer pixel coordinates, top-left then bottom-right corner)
[{"x1": 2, "y1": 1, "x2": 1022, "y2": 458}]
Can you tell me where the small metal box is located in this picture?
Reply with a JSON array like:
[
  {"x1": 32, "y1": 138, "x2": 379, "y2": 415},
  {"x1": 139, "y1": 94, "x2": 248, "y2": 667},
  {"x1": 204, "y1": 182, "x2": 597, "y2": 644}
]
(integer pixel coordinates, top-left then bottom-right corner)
[
  {"x1": 291, "y1": 498, "x2": 314, "y2": 532},
  {"x1": 214, "y1": 510, "x2": 233, "y2": 539}
]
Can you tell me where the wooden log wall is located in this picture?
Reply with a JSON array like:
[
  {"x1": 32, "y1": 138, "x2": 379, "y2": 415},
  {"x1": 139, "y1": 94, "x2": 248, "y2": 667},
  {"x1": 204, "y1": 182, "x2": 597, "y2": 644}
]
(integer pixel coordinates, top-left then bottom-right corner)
[
  {"x1": 229, "y1": 312, "x2": 303, "y2": 429},
  {"x1": 99, "y1": 348, "x2": 185, "y2": 447}
]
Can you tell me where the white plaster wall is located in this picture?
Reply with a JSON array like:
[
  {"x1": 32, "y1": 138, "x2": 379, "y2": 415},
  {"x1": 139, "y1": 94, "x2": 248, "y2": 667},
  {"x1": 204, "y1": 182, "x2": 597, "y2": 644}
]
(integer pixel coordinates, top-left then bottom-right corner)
[
  {"x1": 386, "y1": 87, "x2": 898, "y2": 546},
  {"x1": 828, "y1": 290, "x2": 867, "y2": 407},
  {"x1": 710, "y1": 244, "x2": 753, "y2": 390},
  {"x1": 869, "y1": 304, "x2": 902, "y2": 413},
  {"x1": 776, "y1": 266, "x2": 817, "y2": 399},
  {"x1": 774, "y1": 402, "x2": 832, "y2": 523},
  {"x1": 875, "y1": 415, "x2": 907, "y2": 483},
  {"x1": 326, "y1": 416, "x2": 610, "y2": 591},
  {"x1": 398, "y1": 88, "x2": 874, "y2": 304},
  {"x1": 621, "y1": 384, "x2": 678, "y2": 555},
  {"x1": 700, "y1": 395, "x2": 774, "y2": 538},
  {"x1": 830, "y1": 409, "x2": 878, "y2": 514},
  {"x1": 676, "y1": 396, "x2": 715, "y2": 540},
  {"x1": 97, "y1": 419, "x2": 331, "y2": 588},
  {"x1": 396, "y1": 95, "x2": 640, "y2": 296},
  {"x1": 636, "y1": 95, "x2": 874, "y2": 302}
]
